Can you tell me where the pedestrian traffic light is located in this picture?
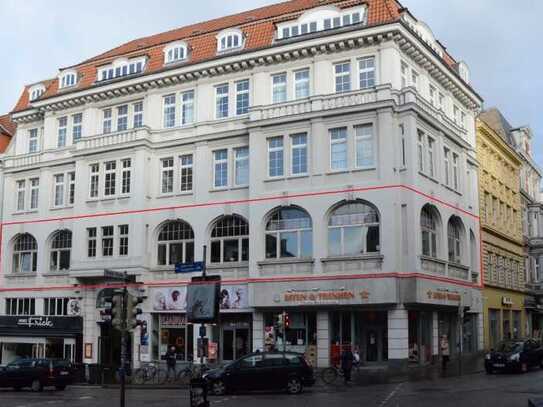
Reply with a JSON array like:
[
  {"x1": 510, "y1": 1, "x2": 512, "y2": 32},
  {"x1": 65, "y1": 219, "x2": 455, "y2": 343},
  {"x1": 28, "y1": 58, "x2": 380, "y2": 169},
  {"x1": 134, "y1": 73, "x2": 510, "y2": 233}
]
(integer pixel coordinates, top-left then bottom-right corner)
[
  {"x1": 126, "y1": 293, "x2": 144, "y2": 331},
  {"x1": 284, "y1": 312, "x2": 290, "y2": 328}
]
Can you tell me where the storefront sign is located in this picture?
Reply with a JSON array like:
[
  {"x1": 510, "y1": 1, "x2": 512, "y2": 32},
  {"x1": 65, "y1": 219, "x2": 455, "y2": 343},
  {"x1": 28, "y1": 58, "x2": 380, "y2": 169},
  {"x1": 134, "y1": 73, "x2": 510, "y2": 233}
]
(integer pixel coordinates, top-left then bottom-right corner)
[
  {"x1": 426, "y1": 290, "x2": 461, "y2": 302},
  {"x1": 401, "y1": 278, "x2": 477, "y2": 309},
  {"x1": 160, "y1": 314, "x2": 186, "y2": 327},
  {"x1": 17, "y1": 316, "x2": 54, "y2": 328},
  {"x1": 283, "y1": 289, "x2": 369, "y2": 302},
  {"x1": 502, "y1": 297, "x2": 514, "y2": 306},
  {"x1": 0, "y1": 316, "x2": 83, "y2": 337}
]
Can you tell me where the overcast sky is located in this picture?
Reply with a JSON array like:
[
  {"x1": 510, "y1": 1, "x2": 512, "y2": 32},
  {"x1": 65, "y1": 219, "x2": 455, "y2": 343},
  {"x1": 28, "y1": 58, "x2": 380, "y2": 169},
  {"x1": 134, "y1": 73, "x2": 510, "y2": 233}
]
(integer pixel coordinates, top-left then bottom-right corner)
[{"x1": 0, "y1": 0, "x2": 541, "y2": 166}]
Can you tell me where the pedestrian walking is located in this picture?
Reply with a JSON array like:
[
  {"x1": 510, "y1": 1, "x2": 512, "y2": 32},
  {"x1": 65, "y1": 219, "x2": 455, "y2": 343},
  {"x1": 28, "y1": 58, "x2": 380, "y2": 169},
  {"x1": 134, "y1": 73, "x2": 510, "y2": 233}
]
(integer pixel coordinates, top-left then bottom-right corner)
[
  {"x1": 166, "y1": 346, "x2": 177, "y2": 380},
  {"x1": 440, "y1": 335, "x2": 450, "y2": 371},
  {"x1": 340, "y1": 345, "x2": 355, "y2": 384}
]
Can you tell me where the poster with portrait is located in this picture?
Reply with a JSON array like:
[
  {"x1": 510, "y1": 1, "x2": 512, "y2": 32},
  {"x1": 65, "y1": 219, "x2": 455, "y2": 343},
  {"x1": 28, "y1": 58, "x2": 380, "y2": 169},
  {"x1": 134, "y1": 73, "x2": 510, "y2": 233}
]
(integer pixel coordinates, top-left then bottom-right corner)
[
  {"x1": 219, "y1": 285, "x2": 249, "y2": 310},
  {"x1": 137, "y1": 313, "x2": 152, "y2": 362},
  {"x1": 152, "y1": 287, "x2": 187, "y2": 311}
]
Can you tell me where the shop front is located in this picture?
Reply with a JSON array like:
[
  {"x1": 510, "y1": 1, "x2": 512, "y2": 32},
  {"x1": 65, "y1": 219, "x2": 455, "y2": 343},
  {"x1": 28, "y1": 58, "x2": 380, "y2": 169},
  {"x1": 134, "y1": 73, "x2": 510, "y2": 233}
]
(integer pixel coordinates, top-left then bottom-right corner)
[
  {"x1": 483, "y1": 287, "x2": 528, "y2": 350},
  {"x1": 250, "y1": 276, "x2": 398, "y2": 368},
  {"x1": 146, "y1": 283, "x2": 252, "y2": 365},
  {"x1": 0, "y1": 315, "x2": 83, "y2": 365}
]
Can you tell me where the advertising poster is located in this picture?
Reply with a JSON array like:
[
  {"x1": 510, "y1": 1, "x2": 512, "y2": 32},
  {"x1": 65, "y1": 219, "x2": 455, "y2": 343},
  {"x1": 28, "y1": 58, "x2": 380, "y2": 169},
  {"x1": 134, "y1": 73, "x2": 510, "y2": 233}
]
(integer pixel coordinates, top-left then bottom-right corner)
[
  {"x1": 219, "y1": 285, "x2": 248, "y2": 310},
  {"x1": 138, "y1": 313, "x2": 152, "y2": 362},
  {"x1": 152, "y1": 287, "x2": 187, "y2": 311}
]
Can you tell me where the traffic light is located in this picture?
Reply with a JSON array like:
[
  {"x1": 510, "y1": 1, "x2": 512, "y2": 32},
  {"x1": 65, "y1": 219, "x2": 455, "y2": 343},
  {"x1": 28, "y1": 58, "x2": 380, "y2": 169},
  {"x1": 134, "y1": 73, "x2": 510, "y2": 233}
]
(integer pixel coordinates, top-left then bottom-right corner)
[
  {"x1": 126, "y1": 293, "x2": 144, "y2": 331},
  {"x1": 284, "y1": 312, "x2": 290, "y2": 328},
  {"x1": 275, "y1": 313, "x2": 284, "y2": 328},
  {"x1": 111, "y1": 293, "x2": 124, "y2": 330}
]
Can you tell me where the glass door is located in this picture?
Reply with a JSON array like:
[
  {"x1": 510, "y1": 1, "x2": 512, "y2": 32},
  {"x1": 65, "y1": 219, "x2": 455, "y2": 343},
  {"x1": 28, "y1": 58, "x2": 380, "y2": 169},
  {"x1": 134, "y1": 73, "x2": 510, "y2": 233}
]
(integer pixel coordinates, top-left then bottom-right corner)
[
  {"x1": 64, "y1": 339, "x2": 76, "y2": 362},
  {"x1": 32, "y1": 343, "x2": 45, "y2": 359}
]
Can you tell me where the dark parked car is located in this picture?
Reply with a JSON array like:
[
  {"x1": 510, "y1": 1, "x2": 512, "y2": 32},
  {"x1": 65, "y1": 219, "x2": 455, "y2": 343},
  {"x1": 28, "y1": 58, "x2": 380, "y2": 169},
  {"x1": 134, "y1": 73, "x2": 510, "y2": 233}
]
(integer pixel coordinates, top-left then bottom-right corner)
[
  {"x1": 203, "y1": 351, "x2": 315, "y2": 395},
  {"x1": 485, "y1": 339, "x2": 543, "y2": 374},
  {"x1": 0, "y1": 358, "x2": 74, "y2": 391}
]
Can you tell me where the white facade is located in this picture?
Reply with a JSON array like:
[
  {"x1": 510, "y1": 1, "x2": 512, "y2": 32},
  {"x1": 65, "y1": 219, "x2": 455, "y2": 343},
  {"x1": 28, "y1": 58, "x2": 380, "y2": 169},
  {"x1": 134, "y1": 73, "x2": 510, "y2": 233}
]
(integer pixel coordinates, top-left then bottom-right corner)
[{"x1": 0, "y1": 6, "x2": 483, "y2": 371}]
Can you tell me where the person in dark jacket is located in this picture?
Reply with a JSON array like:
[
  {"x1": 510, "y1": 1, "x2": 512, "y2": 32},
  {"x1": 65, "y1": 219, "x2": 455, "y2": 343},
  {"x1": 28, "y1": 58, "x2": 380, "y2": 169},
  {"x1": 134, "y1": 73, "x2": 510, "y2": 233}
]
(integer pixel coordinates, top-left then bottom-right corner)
[
  {"x1": 340, "y1": 345, "x2": 355, "y2": 384},
  {"x1": 165, "y1": 346, "x2": 177, "y2": 379}
]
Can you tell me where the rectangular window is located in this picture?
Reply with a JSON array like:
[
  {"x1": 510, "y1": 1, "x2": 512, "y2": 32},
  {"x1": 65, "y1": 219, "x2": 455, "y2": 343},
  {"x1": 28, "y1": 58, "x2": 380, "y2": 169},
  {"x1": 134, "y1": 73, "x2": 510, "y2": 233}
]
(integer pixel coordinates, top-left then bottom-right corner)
[
  {"x1": 358, "y1": 57, "x2": 375, "y2": 89},
  {"x1": 164, "y1": 94, "x2": 176, "y2": 128},
  {"x1": 161, "y1": 158, "x2": 174, "y2": 194},
  {"x1": 216, "y1": 84, "x2": 229, "y2": 119},
  {"x1": 399, "y1": 124, "x2": 406, "y2": 167},
  {"x1": 72, "y1": 113, "x2": 82, "y2": 141},
  {"x1": 236, "y1": 80, "x2": 250, "y2": 115},
  {"x1": 272, "y1": 73, "x2": 287, "y2": 103},
  {"x1": 411, "y1": 71, "x2": 419, "y2": 90},
  {"x1": 102, "y1": 226, "x2": 114, "y2": 257},
  {"x1": 181, "y1": 90, "x2": 194, "y2": 125},
  {"x1": 291, "y1": 133, "x2": 308, "y2": 175},
  {"x1": 401, "y1": 61, "x2": 408, "y2": 88},
  {"x1": 5, "y1": 298, "x2": 35, "y2": 316},
  {"x1": 452, "y1": 153, "x2": 459, "y2": 190},
  {"x1": 121, "y1": 158, "x2": 131, "y2": 194},
  {"x1": 461, "y1": 111, "x2": 466, "y2": 129},
  {"x1": 417, "y1": 130, "x2": 424, "y2": 172},
  {"x1": 16, "y1": 180, "x2": 25, "y2": 211},
  {"x1": 294, "y1": 69, "x2": 310, "y2": 99},
  {"x1": 30, "y1": 178, "x2": 39, "y2": 210},
  {"x1": 330, "y1": 127, "x2": 348, "y2": 170},
  {"x1": 44, "y1": 298, "x2": 69, "y2": 316},
  {"x1": 443, "y1": 147, "x2": 451, "y2": 186},
  {"x1": 28, "y1": 128, "x2": 39, "y2": 153},
  {"x1": 68, "y1": 171, "x2": 75, "y2": 205},
  {"x1": 213, "y1": 149, "x2": 228, "y2": 188},
  {"x1": 180, "y1": 154, "x2": 193, "y2": 192},
  {"x1": 133, "y1": 101, "x2": 143, "y2": 128},
  {"x1": 438, "y1": 93, "x2": 445, "y2": 110},
  {"x1": 234, "y1": 146, "x2": 249, "y2": 186},
  {"x1": 429, "y1": 85, "x2": 436, "y2": 107},
  {"x1": 119, "y1": 225, "x2": 129, "y2": 256},
  {"x1": 87, "y1": 227, "x2": 97, "y2": 257},
  {"x1": 89, "y1": 164, "x2": 99, "y2": 198},
  {"x1": 454, "y1": 105, "x2": 460, "y2": 124},
  {"x1": 57, "y1": 116, "x2": 67, "y2": 147},
  {"x1": 355, "y1": 124, "x2": 374, "y2": 168},
  {"x1": 104, "y1": 161, "x2": 117, "y2": 196},
  {"x1": 54, "y1": 174, "x2": 65, "y2": 207},
  {"x1": 103, "y1": 109, "x2": 112, "y2": 134},
  {"x1": 334, "y1": 62, "x2": 351, "y2": 93},
  {"x1": 268, "y1": 137, "x2": 284, "y2": 177},
  {"x1": 427, "y1": 137, "x2": 435, "y2": 177},
  {"x1": 117, "y1": 105, "x2": 128, "y2": 131}
]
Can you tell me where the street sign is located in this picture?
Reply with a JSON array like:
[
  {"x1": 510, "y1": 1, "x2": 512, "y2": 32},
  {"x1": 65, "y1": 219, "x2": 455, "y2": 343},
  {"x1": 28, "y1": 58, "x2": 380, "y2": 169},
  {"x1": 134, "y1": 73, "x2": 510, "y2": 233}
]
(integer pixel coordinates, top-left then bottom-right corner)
[
  {"x1": 175, "y1": 261, "x2": 204, "y2": 274},
  {"x1": 104, "y1": 270, "x2": 128, "y2": 281}
]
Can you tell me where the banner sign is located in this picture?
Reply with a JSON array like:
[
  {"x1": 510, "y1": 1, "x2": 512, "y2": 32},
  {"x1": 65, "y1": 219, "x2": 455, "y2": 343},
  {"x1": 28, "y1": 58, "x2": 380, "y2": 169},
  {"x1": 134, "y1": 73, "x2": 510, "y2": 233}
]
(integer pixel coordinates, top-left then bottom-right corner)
[{"x1": 152, "y1": 284, "x2": 249, "y2": 312}]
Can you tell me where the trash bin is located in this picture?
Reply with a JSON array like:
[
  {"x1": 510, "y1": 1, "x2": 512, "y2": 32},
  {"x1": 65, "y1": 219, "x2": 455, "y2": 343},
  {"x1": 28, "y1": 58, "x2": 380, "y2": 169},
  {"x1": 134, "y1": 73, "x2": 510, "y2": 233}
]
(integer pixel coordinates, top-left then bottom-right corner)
[
  {"x1": 87, "y1": 364, "x2": 100, "y2": 385},
  {"x1": 190, "y1": 378, "x2": 209, "y2": 407}
]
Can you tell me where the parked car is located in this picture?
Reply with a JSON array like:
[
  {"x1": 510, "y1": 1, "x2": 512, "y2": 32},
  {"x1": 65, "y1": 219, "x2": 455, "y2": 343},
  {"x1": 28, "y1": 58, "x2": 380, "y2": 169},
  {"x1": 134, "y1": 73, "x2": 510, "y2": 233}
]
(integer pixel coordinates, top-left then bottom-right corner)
[
  {"x1": 485, "y1": 339, "x2": 543, "y2": 374},
  {"x1": 0, "y1": 358, "x2": 74, "y2": 391},
  {"x1": 203, "y1": 351, "x2": 315, "y2": 395}
]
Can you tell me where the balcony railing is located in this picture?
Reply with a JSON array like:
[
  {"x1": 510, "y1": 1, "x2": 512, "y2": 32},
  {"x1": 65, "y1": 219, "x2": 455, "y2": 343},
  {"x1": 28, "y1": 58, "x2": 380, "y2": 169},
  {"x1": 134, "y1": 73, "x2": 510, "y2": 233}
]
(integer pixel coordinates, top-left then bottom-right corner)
[
  {"x1": 4, "y1": 152, "x2": 42, "y2": 168},
  {"x1": 258, "y1": 258, "x2": 314, "y2": 276},
  {"x1": 420, "y1": 256, "x2": 470, "y2": 281},
  {"x1": 75, "y1": 127, "x2": 149, "y2": 151},
  {"x1": 321, "y1": 254, "x2": 383, "y2": 274}
]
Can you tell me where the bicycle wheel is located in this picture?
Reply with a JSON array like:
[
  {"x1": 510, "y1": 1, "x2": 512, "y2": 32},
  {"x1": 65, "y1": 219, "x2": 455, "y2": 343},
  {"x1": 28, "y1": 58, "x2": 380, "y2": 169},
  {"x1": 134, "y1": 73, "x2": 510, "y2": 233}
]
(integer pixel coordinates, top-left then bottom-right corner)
[
  {"x1": 177, "y1": 369, "x2": 192, "y2": 385},
  {"x1": 132, "y1": 368, "x2": 146, "y2": 385},
  {"x1": 321, "y1": 367, "x2": 338, "y2": 384},
  {"x1": 154, "y1": 368, "x2": 167, "y2": 385}
]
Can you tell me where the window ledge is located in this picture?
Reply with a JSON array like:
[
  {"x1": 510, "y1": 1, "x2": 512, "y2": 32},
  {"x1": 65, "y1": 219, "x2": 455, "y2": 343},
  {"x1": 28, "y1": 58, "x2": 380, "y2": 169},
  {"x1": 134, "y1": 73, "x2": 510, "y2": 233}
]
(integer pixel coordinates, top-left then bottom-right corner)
[
  {"x1": 42, "y1": 271, "x2": 70, "y2": 277},
  {"x1": 420, "y1": 255, "x2": 446, "y2": 264},
  {"x1": 207, "y1": 262, "x2": 249, "y2": 270},
  {"x1": 5, "y1": 273, "x2": 38, "y2": 278},
  {"x1": 321, "y1": 254, "x2": 383, "y2": 263},
  {"x1": 287, "y1": 174, "x2": 309, "y2": 180},
  {"x1": 12, "y1": 210, "x2": 38, "y2": 216},
  {"x1": 209, "y1": 185, "x2": 249, "y2": 193},
  {"x1": 50, "y1": 205, "x2": 74, "y2": 211},
  {"x1": 442, "y1": 184, "x2": 462, "y2": 196},
  {"x1": 326, "y1": 169, "x2": 349, "y2": 176},
  {"x1": 117, "y1": 195, "x2": 131, "y2": 200},
  {"x1": 418, "y1": 171, "x2": 440, "y2": 184},
  {"x1": 258, "y1": 258, "x2": 314, "y2": 266},
  {"x1": 447, "y1": 262, "x2": 469, "y2": 270},
  {"x1": 352, "y1": 166, "x2": 376, "y2": 173}
]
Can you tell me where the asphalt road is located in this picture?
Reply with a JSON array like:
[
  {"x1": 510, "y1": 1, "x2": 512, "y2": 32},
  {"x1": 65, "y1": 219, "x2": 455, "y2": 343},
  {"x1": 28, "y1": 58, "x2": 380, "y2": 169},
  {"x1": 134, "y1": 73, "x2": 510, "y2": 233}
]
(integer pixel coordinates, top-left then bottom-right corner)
[{"x1": 2, "y1": 368, "x2": 543, "y2": 407}]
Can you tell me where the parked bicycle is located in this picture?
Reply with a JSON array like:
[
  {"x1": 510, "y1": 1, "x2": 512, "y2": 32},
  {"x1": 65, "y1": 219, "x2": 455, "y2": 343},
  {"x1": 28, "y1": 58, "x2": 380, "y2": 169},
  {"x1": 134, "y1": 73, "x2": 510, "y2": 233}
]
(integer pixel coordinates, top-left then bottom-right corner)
[
  {"x1": 321, "y1": 362, "x2": 361, "y2": 385},
  {"x1": 132, "y1": 361, "x2": 167, "y2": 385}
]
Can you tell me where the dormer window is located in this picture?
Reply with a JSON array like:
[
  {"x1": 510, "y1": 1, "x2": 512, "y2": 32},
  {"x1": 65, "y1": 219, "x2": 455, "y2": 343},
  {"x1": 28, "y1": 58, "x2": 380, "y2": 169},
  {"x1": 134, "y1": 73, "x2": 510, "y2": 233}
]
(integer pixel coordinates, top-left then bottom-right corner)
[
  {"x1": 98, "y1": 57, "x2": 146, "y2": 82},
  {"x1": 217, "y1": 29, "x2": 244, "y2": 52},
  {"x1": 59, "y1": 70, "x2": 78, "y2": 89},
  {"x1": 277, "y1": 6, "x2": 366, "y2": 40},
  {"x1": 164, "y1": 41, "x2": 188, "y2": 64},
  {"x1": 28, "y1": 84, "x2": 46, "y2": 101}
]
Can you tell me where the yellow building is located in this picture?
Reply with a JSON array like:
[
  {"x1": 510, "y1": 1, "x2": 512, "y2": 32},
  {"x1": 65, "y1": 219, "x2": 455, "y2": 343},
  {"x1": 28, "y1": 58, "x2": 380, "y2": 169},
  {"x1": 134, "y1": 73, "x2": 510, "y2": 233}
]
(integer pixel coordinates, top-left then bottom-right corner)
[{"x1": 477, "y1": 111, "x2": 526, "y2": 350}]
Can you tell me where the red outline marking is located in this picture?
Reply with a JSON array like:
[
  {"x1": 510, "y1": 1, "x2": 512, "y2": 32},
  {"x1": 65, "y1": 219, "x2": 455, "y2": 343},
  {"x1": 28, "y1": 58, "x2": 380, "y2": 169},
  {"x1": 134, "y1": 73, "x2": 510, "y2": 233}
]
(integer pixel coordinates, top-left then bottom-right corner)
[
  {"x1": 0, "y1": 272, "x2": 481, "y2": 293},
  {"x1": 0, "y1": 184, "x2": 481, "y2": 292}
]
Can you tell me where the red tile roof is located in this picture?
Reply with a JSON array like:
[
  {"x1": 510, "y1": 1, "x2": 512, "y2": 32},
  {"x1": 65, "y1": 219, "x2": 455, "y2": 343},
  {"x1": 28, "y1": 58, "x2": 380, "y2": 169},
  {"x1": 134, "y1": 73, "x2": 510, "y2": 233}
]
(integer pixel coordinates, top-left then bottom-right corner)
[
  {"x1": 0, "y1": 114, "x2": 15, "y2": 153},
  {"x1": 13, "y1": 0, "x2": 407, "y2": 113}
]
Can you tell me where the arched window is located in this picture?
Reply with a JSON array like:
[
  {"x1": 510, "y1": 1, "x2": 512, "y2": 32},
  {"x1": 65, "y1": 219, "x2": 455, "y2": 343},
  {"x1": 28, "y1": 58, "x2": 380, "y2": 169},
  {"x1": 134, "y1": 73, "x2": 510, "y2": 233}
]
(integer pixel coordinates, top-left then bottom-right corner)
[
  {"x1": 50, "y1": 230, "x2": 72, "y2": 271},
  {"x1": 217, "y1": 29, "x2": 244, "y2": 52},
  {"x1": 157, "y1": 221, "x2": 194, "y2": 266},
  {"x1": 448, "y1": 216, "x2": 463, "y2": 264},
  {"x1": 60, "y1": 71, "x2": 77, "y2": 89},
  {"x1": 12, "y1": 234, "x2": 38, "y2": 273},
  {"x1": 328, "y1": 201, "x2": 379, "y2": 256},
  {"x1": 210, "y1": 215, "x2": 249, "y2": 263},
  {"x1": 421, "y1": 205, "x2": 439, "y2": 258},
  {"x1": 164, "y1": 42, "x2": 188, "y2": 64},
  {"x1": 265, "y1": 207, "x2": 312, "y2": 259}
]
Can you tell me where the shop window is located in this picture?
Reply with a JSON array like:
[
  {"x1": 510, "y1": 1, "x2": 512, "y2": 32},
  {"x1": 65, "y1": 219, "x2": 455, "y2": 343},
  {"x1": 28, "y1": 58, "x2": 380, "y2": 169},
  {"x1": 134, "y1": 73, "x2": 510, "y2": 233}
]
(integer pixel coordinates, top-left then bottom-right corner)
[
  {"x1": 408, "y1": 311, "x2": 433, "y2": 365},
  {"x1": 157, "y1": 220, "x2": 195, "y2": 266},
  {"x1": 210, "y1": 215, "x2": 249, "y2": 263},
  {"x1": 12, "y1": 233, "x2": 38, "y2": 274},
  {"x1": 421, "y1": 204, "x2": 440, "y2": 258},
  {"x1": 265, "y1": 206, "x2": 312, "y2": 259},
  {"x1": 263, "y1": 312, "x2": 317, "y2": 362},
  {"x1": 328, "y1": 200, "x2": 380, "y2": 256},
  {"x1": 50, "y1": 230, "x2": 72, "y2": 272}
]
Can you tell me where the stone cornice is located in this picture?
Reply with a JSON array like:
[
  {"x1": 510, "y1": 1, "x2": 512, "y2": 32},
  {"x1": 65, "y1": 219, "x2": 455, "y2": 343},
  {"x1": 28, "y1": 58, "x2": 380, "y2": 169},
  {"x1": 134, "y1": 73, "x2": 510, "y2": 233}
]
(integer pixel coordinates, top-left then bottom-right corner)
[{"x1": 12, "y1": 22, "x2": 482, "y2": 124}]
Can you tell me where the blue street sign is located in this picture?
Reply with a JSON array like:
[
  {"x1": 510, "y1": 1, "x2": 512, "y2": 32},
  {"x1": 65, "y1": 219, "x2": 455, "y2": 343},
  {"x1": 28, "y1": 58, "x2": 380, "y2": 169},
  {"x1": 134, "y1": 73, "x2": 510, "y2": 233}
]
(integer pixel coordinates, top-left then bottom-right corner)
[{"x1": 175, "y1": 261, "x2": 204, "y2": 274}]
